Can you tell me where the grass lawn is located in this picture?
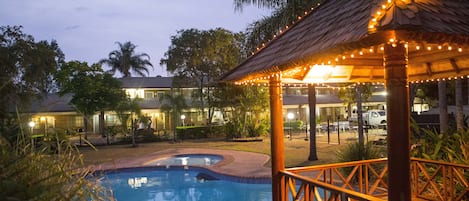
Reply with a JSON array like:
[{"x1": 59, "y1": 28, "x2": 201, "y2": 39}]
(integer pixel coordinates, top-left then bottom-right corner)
[{"x1": 78, "y1": 131, "x2": 382, "y2": 168}]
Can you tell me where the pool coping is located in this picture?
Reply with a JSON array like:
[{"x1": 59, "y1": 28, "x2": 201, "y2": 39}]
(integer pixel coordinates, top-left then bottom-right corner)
[{"x1": 89, "y1": 148, "x2": 272, "y2": 182}]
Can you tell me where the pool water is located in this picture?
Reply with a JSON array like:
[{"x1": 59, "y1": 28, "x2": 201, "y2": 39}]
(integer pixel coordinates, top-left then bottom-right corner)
[
  {"x1": 149, "y1": 154, "x2": 223, "y2": 166},
  {"x1": 102, "y1": 168, "x2": 272, "y2": 201}
]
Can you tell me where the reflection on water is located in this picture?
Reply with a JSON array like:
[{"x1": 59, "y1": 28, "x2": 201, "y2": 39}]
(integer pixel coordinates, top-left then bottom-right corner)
[
  {"x1": 151, "y1": 154, "x2": 223, "y2": 167},
  {"x1": 127, "y1": 177, "x2": 148, "y2": 189},
  {"x1": 104, "y1": 169, "x2": 271, "y2": 201}
]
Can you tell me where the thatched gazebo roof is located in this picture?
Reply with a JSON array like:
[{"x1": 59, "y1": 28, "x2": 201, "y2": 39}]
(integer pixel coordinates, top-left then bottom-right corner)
[
  {"x1": 222, "y1": 0, "x2": 469, "y2": 200},
  {"x1": 222, "y1": 0, "x2": 469, "y2": 84}
]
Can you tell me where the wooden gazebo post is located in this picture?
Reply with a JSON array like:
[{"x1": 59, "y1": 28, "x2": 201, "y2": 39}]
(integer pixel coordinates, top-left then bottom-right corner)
[
  {"x1": 384, "y1": 42, "x2": 411, "y2": 201},
  {"x1": 269, "y1": 74, "x2": 286, "y2": 201}
]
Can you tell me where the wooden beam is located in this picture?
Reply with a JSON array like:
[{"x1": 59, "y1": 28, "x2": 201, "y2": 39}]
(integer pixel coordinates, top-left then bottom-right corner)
[
  {"x1": 426, "y1": 62, "x2": 433, "y2": 77},
  {"x1": 409, "y1": 50, "x2": 469, "y2": 65},
  {"x1": 450, "y1": 58, "x2": 460, "y2": 73},
  {"x1": 336, "y1": 57, "x2": 383, "y2": 66}
]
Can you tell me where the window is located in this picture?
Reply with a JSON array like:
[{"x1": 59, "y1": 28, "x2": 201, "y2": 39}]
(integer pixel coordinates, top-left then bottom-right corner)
[
  {"x1": 145, "y1": 91, "x2": 154, "y2": 99},
  {"x1": 157, "y1": 92, "x2": 165, "y2": 99}
]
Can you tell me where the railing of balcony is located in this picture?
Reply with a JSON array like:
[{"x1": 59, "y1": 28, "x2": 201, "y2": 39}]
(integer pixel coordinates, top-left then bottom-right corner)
[{"x1": 282, "y1": 158, "x2": 469, "y2": 201}]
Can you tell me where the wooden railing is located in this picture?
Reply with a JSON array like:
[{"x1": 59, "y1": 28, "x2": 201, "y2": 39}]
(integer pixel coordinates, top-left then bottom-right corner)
[
  {"x1": 281, "y1": 158, "x2": 469, "y2": 201},
  {"x1": 281, "y1": 170, "x2": 385, "y2": 201},
  {"x1": 411, "y1": 158, "x2": 469, "y2": 201}
]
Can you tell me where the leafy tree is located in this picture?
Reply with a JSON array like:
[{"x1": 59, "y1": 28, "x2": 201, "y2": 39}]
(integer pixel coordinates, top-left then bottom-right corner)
[
  {"x1": 337, "y1": 83, "x2": 373, "y2": 118},
  {"x1": 159, "y1": 87, "x2": 187, "y2": 141},
  {"x1": 161, "y1": 28, "x2": 244, "y2": 127},
  {"x1": 0, "y1": 25, "x2": 64, "y2": 125},
  {"x1": 213, "y1": 83, "x2": 269, "y2": 138},
  {"x1": 55, "y1": 61, "x2": 126, "y2": 140},
  {"x1": 100, "y1": 41, "x2": 153, "y2": 77}
]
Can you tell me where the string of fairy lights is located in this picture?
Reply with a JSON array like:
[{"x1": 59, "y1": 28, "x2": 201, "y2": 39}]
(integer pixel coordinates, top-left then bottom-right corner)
[
  {"x1": 234, "y1": 0, "x2": 469, "y2": 87},
  {"x1": 251, "y1": 2, "x2": 321, "y2": 55}
]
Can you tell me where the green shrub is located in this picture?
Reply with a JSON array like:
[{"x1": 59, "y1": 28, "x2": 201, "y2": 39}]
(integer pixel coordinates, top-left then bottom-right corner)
[
  {"x1": 0, "y1": 124, "x2": 111, "y2": 200},
  {"x1": 411, "y1": 128, "x2": 469, "y2": 164},
  {"x1": 283, "y1": 120, "x2": 303, "y2": 131},
  {"x1": 246, "y1": 119, "x2": 269, "y2": 137},
  {"x1": 176, "y1": 126, "x2": 225, "y2": 140},
  {"x1": 225, "y1": 121, "x2": 243, "y2": 139},
  {"x1": 336, "y1": 141, "x2": 386, "y2": 162}
]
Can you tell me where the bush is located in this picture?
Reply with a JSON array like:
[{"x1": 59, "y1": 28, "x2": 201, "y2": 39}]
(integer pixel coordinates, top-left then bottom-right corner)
[
  {"x1": 176, "y1": 126, "x2": 225, "y2": 140},
  {"x1": 336, "y1": 141, "x2": 386, "y2": 162},
  {"x1": 411, "y1": 128, "x2": 469, "y2": 164},
  {"x1": 283, "y1": 120, "x2": 303, "y2": 131},
  {"x1": 246, "y1": 119, "x2": 269, "y2": 138},
  {"x1": 0, "y1": 124, "x2": 111, "y2": 200},
  {"x1": 224, "y1": 121, "x2": 243, "y2": 139}
]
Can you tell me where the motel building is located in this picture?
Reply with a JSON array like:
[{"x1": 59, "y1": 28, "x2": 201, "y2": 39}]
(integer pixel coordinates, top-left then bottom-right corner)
[{"x1": 24, "y1": 76, "x2": 391, "y2": 136}]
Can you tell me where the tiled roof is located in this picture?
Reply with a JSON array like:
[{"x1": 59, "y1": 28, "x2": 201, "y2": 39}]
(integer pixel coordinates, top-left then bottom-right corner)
[
  {"x1": 222, "y1": 0, "x2": 469, "y2": 83},
  {"x1": 27, "y1": 94, "x2": 74, "y2": 113},
  {"x1": 283, "y1": 94, "x2": 385, "y2": 106},
  {"x1": 119, "y1": 77, "x2": 173, "y2": 88}
]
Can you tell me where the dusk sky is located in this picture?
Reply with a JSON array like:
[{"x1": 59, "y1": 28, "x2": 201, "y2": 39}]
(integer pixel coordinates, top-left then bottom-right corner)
[{"x1": 1, "y1": 0, "x2": 272, "y2": 76}]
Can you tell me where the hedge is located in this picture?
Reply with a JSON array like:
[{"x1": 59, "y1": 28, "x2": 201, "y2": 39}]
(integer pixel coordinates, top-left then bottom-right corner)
[
  {"x1": 176, "y1": 126, "x2": 225, "y2": 140},
  {"x1": 283, "y1": 120, "x2": 304, "y2": 130}
]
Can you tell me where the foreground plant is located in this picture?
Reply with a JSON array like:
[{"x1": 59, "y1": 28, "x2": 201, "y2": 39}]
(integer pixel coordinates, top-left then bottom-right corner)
[
  {"x1": 336, "y1": 141, "x2": 386, "y2": 162},
  {"x1": 0, "y1": 127, "x2": 112, "y2": 201}
]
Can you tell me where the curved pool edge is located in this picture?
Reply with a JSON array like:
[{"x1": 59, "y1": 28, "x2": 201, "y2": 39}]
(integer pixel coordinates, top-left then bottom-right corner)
[
  {"x1": 88, "y1": 148, "x2": 272, "y2": 182},
  {"x1": 95, "y1": 165, "x2": 272, "y2": 184}
]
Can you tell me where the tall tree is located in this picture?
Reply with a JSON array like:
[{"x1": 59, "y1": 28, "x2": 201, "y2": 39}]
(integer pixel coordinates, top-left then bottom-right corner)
[
  {"x1": 0, "y1": 26, "x2": 64, "y2": 114},
  {"x1": 100, "y1": 41, "x2": 153, "y2": 77},
  {"x1": 161, "y1": 28, "x2": 244, "y2": 127},
  {"x1": 235, "y1": 0, "x2": 321, "y2": 160},
  {"x1": 0, "y1": 26, "x2": 64, "y2": 140},
  {"x1": 56, "y1": 61, "x2": 126, "y2": 140},
  {"x1": 307, "y1": 84, "x2": 318, "y2": 161},
  {"x1": 212, "y1": 83, "x2": 269, "y2": 138}
]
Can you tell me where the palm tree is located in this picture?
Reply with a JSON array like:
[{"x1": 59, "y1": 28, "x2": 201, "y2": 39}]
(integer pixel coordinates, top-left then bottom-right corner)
[
  {"x1": 234, "y1": 0, "x2": 321, "y2": 54},
  {"x1": 235, "y1": 0, "x2": 320, "y2": 160},
  {"x1": 308, "y1": 84, "x2": 318, "y2": 161},
  {"x1": 100, "y1": 41, "x2": 153, "y2": 77}
]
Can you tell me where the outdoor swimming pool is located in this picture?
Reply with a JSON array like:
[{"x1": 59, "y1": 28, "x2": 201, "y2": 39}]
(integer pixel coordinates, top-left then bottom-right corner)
[
  {"x1": 148, "y1": 154, "x2": 223, "y2": 167},
  {"x1": 102, "y1": 167, "x2": 272, "y2": 201}
]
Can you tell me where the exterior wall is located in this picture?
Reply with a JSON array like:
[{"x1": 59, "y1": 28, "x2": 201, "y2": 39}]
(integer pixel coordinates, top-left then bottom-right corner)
[
  {"x1": 28, "y1": 79, "x2": 389, "y2": 135},
  {"x1": 29, "y1": 113, "x2": 93, "y2": 135}
]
